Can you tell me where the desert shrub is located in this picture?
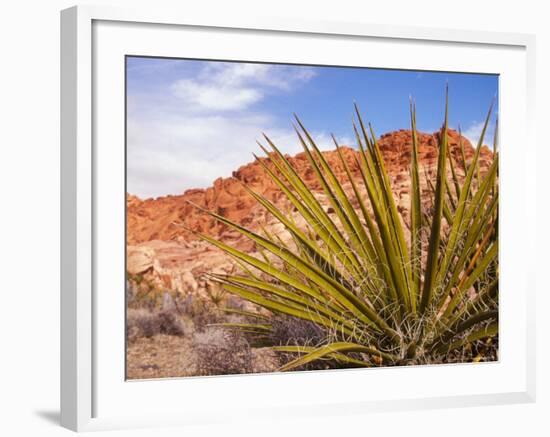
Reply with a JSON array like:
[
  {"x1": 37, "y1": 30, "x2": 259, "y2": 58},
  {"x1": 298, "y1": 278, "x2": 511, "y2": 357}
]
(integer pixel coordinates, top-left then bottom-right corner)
[
  {"x1": 178, "y1": 293, "x2": 222, "y2": 331},
  {"x1": 268, "y1": 314, "x2": 325, "y2": 348},
  {"x1": 126, "y1": 307, "x2": 185, "y2": 343},
  {"x1": 269, "y1": 315, "x2": 356, "y2": 371},
  {"x1": 189, "y1": 93, "x2": 499, "y2": 370},
  {"x1": 127, "y1": 277, "x2": 224, "y2": 334},
  {"x1": 204, "y1": 280, "x2": 227, "y2": 307},
  {"x1": 126, "y1": 274, "x2": 165, "y2": 310},
  {"x1": 192, "y1": 328, "x2": 253, "y2": 376}
]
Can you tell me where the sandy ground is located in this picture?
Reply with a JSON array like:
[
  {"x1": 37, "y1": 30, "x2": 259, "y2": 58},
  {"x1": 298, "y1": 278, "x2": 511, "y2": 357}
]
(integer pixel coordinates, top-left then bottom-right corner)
[
  {"x1": 127, "y1": 332, "x2": 281, "y2": 380},
  {"x1": 126, "y1": 334, "x2": 198, "y2": 379}
]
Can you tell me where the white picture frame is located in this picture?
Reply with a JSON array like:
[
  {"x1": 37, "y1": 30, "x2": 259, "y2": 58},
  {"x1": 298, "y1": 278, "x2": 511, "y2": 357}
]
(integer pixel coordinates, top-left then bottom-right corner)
[{"x1": 60, "y1": 5, "x2": 536, "y2": 432}]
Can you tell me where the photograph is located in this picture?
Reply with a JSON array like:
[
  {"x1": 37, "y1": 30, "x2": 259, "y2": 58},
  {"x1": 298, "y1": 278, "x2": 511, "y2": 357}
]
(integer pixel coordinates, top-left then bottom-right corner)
[
  {"x1": 1, "y1": 0, "x2": 544, "y2": 434},
  {"x1": 125, "y1": 57, "x2": 499, "y2": 379}
]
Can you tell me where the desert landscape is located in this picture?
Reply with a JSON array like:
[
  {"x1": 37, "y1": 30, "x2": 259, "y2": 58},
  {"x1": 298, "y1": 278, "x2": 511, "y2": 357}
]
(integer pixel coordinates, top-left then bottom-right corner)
[{"x1": 126, "y1": 127, "x2": 497, "y2": 379}]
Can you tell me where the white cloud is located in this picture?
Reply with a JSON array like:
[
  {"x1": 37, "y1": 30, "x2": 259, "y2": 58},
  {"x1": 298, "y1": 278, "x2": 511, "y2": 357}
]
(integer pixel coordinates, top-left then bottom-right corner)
[
  {"x1": 202, "y1": 62, "x2": 316, "y2": 91},
  {"x1": 203, "y1": 63, "x2": 270, "y2": 86},
  {"x1": 170, "y1": 62, "x2": 316, "y2": 112},
  {"x1": 128, "y1": 61, "x2": 325, "y2": 198},
  {"x1": 127, "y1": 114, "x2": 340, "y2": 199},
  {"x1": 462, "y1": 121, "x2": 496, "y2": 148},
  {"x1": 172, "y1": 80, "x2": 262, "y2": 111}
]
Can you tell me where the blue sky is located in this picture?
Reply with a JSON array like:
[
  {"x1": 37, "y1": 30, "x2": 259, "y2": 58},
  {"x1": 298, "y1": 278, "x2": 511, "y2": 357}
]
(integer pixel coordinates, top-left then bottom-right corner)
[{"x1": 127, "y1": 57, "x2": 498, "y2": 198}]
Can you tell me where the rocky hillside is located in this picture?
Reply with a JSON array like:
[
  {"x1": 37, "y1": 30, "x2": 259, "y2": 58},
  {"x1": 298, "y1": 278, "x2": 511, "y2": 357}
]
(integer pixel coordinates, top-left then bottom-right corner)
[{"x1": 126, "y1": 129, "x2": 493, "y2": 299}]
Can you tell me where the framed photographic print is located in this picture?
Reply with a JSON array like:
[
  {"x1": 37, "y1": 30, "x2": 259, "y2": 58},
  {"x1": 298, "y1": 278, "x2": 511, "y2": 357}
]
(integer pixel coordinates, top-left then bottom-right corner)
[{"x1": 60, "y1": 5, "x2": 536, "y2": 432}]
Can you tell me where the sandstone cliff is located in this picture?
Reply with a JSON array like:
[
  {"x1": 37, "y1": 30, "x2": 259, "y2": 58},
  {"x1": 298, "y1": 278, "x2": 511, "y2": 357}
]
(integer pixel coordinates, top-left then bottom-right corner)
[{"x1": 127, "y1": 129, "x2": 493, "y2": 299}]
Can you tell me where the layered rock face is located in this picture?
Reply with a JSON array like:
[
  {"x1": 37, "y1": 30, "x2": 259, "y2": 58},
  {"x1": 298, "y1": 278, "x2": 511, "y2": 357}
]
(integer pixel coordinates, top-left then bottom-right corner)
[{"x1": 127, "y1": 129, "x2": 493, "y2": 300}]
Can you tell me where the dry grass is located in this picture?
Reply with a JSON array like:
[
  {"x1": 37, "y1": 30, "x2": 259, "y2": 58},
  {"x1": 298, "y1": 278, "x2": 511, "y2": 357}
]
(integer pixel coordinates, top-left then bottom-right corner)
[
  {"x1": 192, "y1": 328, "x2": 253, "y2": 376},
  {"x1": 126, "y1": 277, "x2": 282, "y2": 378},
  {"x1": 126, "y1": 308, "x2": 186, "y2": 344}
]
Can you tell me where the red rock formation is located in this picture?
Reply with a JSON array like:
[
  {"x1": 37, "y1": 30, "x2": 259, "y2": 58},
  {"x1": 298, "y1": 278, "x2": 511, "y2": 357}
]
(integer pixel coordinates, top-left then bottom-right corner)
[
  {"x1": 127, "y1": 129, "x2": 492, "y2": 246},
  {"x1": 126, "y1": 129, "x2": 494, "y2": 298}
]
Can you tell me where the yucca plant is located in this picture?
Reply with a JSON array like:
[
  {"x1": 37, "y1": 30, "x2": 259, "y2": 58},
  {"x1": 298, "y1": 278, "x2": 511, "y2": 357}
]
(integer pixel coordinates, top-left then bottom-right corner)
[{"x1": 184, "y1": 90, "x2": 499, "y2": 371}]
